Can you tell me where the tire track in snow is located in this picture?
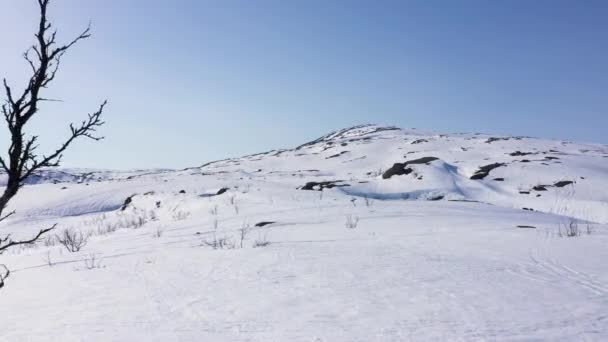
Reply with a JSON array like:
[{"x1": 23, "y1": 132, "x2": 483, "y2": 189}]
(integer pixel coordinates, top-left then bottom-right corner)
[
  {"x1": 529, "y1": 252, "x2": 608, "y2": 297},
  {"x1": 528, "y1": 241, "x2": 608, "y2": 297}
]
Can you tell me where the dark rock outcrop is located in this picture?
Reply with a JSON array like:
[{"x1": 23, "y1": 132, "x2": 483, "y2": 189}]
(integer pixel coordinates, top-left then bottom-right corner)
[
  {"x1": 470, "y1": 163, "x2": 506, "y2": 180},
  {"x1": 300, "y1": 181, "x2": 350, "y2": 191},
  {"x1": 326, "y1": 151, "x2": 349, "y2": 159},
  {"x1": 121, "y1": 195, "x2": 135, "y2": 211},
  {"x1": 509, "y1": 151, "x2": 535, "y2": 156},
  {"x1": 554, "y1": 180, "x2": 574, "y2": 188},
  {"x1": 486, "y1": 137, "x2": 509, "y2": 144},
  {"x1": 255, "y1": 221, "x2": 275, "y2": 227},
  {"x1": 382, "y1": 157, "x2": 439, "y2": 179}
]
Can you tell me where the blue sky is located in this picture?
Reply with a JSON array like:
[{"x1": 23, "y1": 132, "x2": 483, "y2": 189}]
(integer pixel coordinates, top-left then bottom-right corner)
[{"x1": 0, "y1": 0, "x2": 606, "y2": 169}]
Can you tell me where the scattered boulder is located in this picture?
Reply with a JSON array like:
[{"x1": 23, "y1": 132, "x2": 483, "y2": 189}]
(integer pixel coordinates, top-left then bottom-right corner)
[
  {"x1": 554, "y1": 180, "x2": 574, "y2": 188},
  {"x1": 470, "y1": 163, "x2": 506, "y2": 180},
  {"x1": 300, "y1": 181, "x2": 350, "y2": 191},
  {"x1": 178, "y1": 189, "x2": 186, "y2": 194},
  {"x1": 493, "y1": 178, "x2": 505, "y2": 182},
  {"x1": 255, "y1": 221, "x2": 275, "y2": 227},
  {"x1": 200, "y1": 187, "x2": 230, "y2": 198},
  {"x1": 486, "y1": 137, "x2": 509, "y2": 144},
  {"x1": 509, "y1": 151, "x2": 535, "y2": 156},
  {"x1": 411, "y1": 139, "x2": 428, "y2": 145},
  {"x1": 532, "y1": 185, "x2": 548, "y2": 191},
  {"x1": 405, "y1": 156, "x2": 439, "y2": 165},
  {"x1": 326, "y1": 151, "x2": 349, "y2": 159},
  {"x1": 121, "y1": 195, "x2": 135, "y2": 211}
]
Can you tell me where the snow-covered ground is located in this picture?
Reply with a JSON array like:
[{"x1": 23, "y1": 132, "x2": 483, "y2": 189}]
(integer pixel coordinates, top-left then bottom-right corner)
[{"x1": 1, "y1": 124, "x2": 607, "y2": 341}]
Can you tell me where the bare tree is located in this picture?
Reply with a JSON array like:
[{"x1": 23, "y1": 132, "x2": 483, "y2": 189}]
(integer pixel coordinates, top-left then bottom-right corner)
[{"x1": 0, "y1": 0, "x2": 106, "y2": 286}]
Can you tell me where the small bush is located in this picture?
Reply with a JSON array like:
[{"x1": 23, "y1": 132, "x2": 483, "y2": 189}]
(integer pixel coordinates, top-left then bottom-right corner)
[
  {"x1": 83, "y1": 253, "x2": 104, "y2": 270},
  {"x1": 586, "y1": 222, "x2": 594, "y2": 235},
  {"x1": 253, "y1": 231, "x2": 270, "y2": 248},
  {"x1": 558, "y1": 219, "x2": 580, "y2": 238},
  {"x1": 96, "y1": 222, "x2": 118, "y2": 236},
  {"x1": 253, "y1": 239, "x2": 271, "y2": 248},
  {"x1": 57, "y1": 229, "x2": 88, "y2": 252},
  {"x1": 239, "y1": 222, "x2": 250, "y2": 248},
  {"x1": 134, "y1": 215, "x2": 147, "y2": 228},
  {"x1": 172, "y1": 210, "x2": 190, "y2": 221},
  {"x1": 202, "y1": 236, "x2": 235, "y2": 250},
  {"x1": 44, "y1": 251, "x2": 54, "y2": 267},
  {"x1": 43, "y1": 234, "x2": 58, "y2": 247},
  {"x1": 345, "y1": 215, "x2": 359, "y2": 229}
]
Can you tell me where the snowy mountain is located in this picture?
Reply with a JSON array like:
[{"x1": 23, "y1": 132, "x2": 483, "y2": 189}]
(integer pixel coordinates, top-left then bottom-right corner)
[{"x1": 1, "y1": 124, "x2": 607, "y2": 341}]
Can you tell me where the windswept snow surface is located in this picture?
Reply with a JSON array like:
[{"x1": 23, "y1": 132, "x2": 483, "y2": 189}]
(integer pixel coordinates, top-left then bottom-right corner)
[{"x1": 1, "y1": 125, "x2": 608, "y2": 341}]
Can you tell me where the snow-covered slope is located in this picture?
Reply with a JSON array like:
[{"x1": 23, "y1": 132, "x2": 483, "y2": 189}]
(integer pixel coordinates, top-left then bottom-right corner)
[
  {"x1": 1, "y1": 124, "x2": 607, "y2": 341},
  {"x1": 7, "y1": 124, "x2": 606, "y2": 223}
]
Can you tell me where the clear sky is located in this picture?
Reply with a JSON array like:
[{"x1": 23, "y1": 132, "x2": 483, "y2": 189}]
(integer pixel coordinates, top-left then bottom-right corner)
[{"x1": 0, "y1": 0, "x2": 606, "y2": 169}]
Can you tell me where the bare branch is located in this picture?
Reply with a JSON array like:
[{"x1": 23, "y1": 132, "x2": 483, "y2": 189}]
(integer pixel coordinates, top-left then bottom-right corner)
[
  {"x1": 0, "y1": 0, "x2": 107, "y2": 221},
  {"x1": 23, "y1": 49, "x2": 37, "y2": 74},
  {"x1": 38, "y1": 98, "x2": 63, "y2": 103},
  {"x1": 0, "y1": 264, "x2": 9, "y2": 289},
  {"x1": 0, "y1": 223, "x2": 55, "y2": 288},
  {"x1": 0, "y1": 210, "x2": 15, "y2": 223},
  {"x1": 19, "y1": 101, "x2": 106, "y2": 182},
  {"x1": 0, "y1": 156, "x2": 8, "y2": 173},
  {"x1": 48, "y1": 24, "x2": 91, "y2": 61},
  {"x1": 0, "y1": 0, "x2": 106, "y2": 290},
  {"x1": 2, "y1": 80, "x2": 17, "y2": 112},
  {"x1": 0, "y1": 224, "x2": 56, "y2": 254}
]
